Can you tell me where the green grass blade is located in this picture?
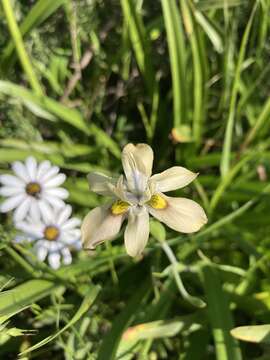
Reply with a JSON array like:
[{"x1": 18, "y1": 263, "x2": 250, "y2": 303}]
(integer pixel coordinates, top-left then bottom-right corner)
[
  {"x1": 120, "y1": 0, "x2": 154, "y2": 94},
  {"x1": 161, "y1": 0, "x2": 186, "y2": 128},
  {"x1": 1, "y1": 0, "x2": 43, "y2": 95},
  {"x1": 202, "y1": 264, "x2": 242, "y2": 360},
  {"x1": 210, "y1": 153, "x2": 256, "y2": 213},
  {"x1": 20, "y1": 285, "x2": 100, "y2": 355},
  {"x1": 220, "y1": 3, "x2": 258, "y2": 178},
  {"x1": 97, "y1": 279, "x2": 151, "y2": 360},
  {"x1": 180, "y1": 0, "x2": 207, "y2": 145},
  {"x1": 0, "y1": 81, "x2": 121, "y2": 157},
  {"x1": 242, "y1": 96, "x2": 270, "y2": 151},
  {"x1": 0, "y1": 279, "x2": 59, "y2": 317},
  {"x1": 1, "y1": 0, "x2": 67, "y2": 71}
]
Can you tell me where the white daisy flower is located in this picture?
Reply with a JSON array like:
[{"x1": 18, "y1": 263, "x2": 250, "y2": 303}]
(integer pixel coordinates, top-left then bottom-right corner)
[
  {"x1": 15, "y1": 205, "x2": 81, "y2": 270},
  {"x1": 0, "y1": 156, "x2": 69, "y2": 222},
  {"x1": 81, "y1": 143, "x2": 208, "y2": 257}
]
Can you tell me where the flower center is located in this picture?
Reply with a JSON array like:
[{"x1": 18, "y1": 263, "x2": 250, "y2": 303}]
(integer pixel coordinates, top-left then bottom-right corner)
[
  {"x1": 147, "y1": 194, "x2": 167, "y2": 209},
  {"x1": 44, "y1": 226, "x2": 60, "y2": 241},
  {"x1": 26, "y1": 182, "x2": 41, "y2": 197},
  {"x1": 111, "y1": 200, "x2": 130, "y2": 215}
]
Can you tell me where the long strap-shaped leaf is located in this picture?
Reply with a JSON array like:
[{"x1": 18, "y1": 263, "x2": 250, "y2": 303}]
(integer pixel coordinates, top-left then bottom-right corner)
[
  {"x1": 161, "y1": 0, "x2": 186, "y2": 128},
  {"x1": 220, "y1": 2, "x2": 258, "y2": 178},
  {"x1": 120, "y1": 0, "x2": 154, "y2": 95},
  {"x1": 0, "y1": 81, "x2": 121, "y2": 158},
  {"x1": 1, "y1": 0, "x2": 67, "y2": 72},
  {"x1": 20, "y1": 285, "x2": 100, "y2": 355},
  {"x1": 202, "y1": 264, "x2": 242, "y2": 360},
  {"x1": 97, "y1": 278, "x2": 151, "y2": 360},
  {"x1": 1, "y1": 0, "x2": 43, "y2": 95}
]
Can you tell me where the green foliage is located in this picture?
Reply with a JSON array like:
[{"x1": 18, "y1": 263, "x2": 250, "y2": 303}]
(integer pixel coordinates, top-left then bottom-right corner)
[{"x1": 1, "y1": 0, "x2": 270, "y2": 358}]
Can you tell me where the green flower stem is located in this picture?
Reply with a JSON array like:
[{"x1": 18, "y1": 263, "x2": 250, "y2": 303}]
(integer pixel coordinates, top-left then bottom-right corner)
[
  {"x1": 160, "y1": 240, "x2": 206, "y2": 308},
  {"x1": 5, "y1": 246, "x2": 37, "y2": 276},
  {"x1": 1, "y1": 0, "x2": 43, "y2": 95}
]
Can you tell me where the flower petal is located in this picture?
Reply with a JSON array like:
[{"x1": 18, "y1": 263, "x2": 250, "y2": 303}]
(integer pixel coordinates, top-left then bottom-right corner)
[
  {"x1": 87, "y1": 172, "x2": 117, "y2": 196},
  {"x1": 12, "y1": 161, "x2": 30, "y2": 183},
  {"x1": 81, "y1": 205, "x2": 125, "y2": 249},
  {"x1": 0, "y1": 186, "x2": 23, "y2": 197},
  {"x1": 38, "y1": 200, "x2": 53, "y2": 224},
  {"x1": 56, "y1": 205, "x2": 72, "y2": 225},
  {"x1": 62, "y1": 217, "x2": 81, "y2": 230},
  {"x1": 150, "y1": 166, "x2": 198, "y2": 192},
  {"x1": 43, "y1": 194, "x2": 66, "y2": 209},
  {"x1": 0, "y1": 174, "x2": 24, "y2": 187},
  {"x1": 124, "y1": 206, "x2": 149, "y2": 257},
  {"x1": 44, "y1": 173, "x2": 66, "y2": 188},
  {"x1": 48, "y1": 252, "x2": 61, "y2": 269},
  {"x1": 40, "y1": 166, "x2": 60, "y2": 182},
  {"x1": 147, "y1": 194, "x2": 207, "y2": 233},
  {"x1": 121, "y1": 143, "x2": 153, "y2": 193},
  {"x1": 36, "y1": 160, "x2": 51, "y2": 180},
  {"x1": 29, "y1": 200, "x2": 41, "y2": 222},
  {"x1": 35, "y1": 242, "x2": 48, "y2": 261},
  {"x1": 25, "y1": 157, "x2": 38, "y2": 180},
  {"x1": 15, "y1": 222, "x2": 44, "y2": 238},
  {"x1": 61, "y1": 247, "x2": 72, "y2": 265},
  {"x1": 44, "y1": 187, "x2": 69, "y2": 199},
  {"x1": 0, "y1": 193, "x2": 26, "y2": 212},
  {"x1": 13, "y1": 197, "x2": 32, "y2": 222}
]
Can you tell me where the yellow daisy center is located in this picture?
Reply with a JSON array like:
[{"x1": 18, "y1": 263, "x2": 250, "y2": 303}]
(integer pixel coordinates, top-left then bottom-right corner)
[
  {"x1": 147, "y1": 194, "x2": 167, "y2": 209},
  {"x1": 111, "y1": 200, "x2": 130, "y2": 215},
  {"x1": 26, "y1": 182, "x2": 41, "y2": 197},
  {"x1": 44, "y1": 226, "x2": 60, "y2": 241}
]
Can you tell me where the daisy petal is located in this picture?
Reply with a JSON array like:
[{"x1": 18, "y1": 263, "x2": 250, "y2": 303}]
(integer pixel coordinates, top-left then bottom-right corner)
[
  {"x1": 25, "y1": 157, "x2": 37, "y2": 180},
  {"x1": 0, "y1": 193, "x2": 26, "y2": 212},
  {"x1": 48, "y1": 252, "x2": 61, "y2": 270},
  {"x1": 150, "y1": 166, "x2": 198, "y2": 192},
  {"x1": 44, "y1": 187, "x2": 69, "y2": 199},
  {"x1": 148, "y1": 194, "x2": 207, "y2": 233},
  {"x1": 81, "y1": 205, "x2": 124, "y2": 249},
  {"x1": 35, "y1": 242, "x2": 48, "y2": 261},
  {"x1": 44, "y1": 173, "x2": 66, "y2": 188},
  {"x1": 61, "y1": 248, "x2": 72, "y2": 265},
  {"x1": 36, "y1": 160, "x2": 51, "y2": 180},
  {"x1": 13, "y1": 197, "x2": 32, "y2": 222},
  {"x1": 0, "y1": 174, "x2": 24, "y2": 187},
  {"x1": 12, "y1": 161, "x2": 30, "y2": 183},
  {"x1": 56, "y1": 205, "x2": 72, "y2": 225},
  {"x1": 43, "y1": 194, "x2": 66, "y2": 209},
  {"x1": 38, "y1": 200, "x2": 53, "y2": 224},
  {"x1": 0, "y1": 186, "x2": 23, "y2": 196},
  {"x1": 87, "y1": 172, "x2": 117, "y2": 196},
  {"x1": 62, "y1": 218, "x2": 81, "y2": 230},
  {"x1": 124, "y1": 206, "x2": 149, "y2": 257},
  {"x1": 15, "y1": 222, "x2": 44, "y2": 238},
  {"x1": 29, "y1": 200, "x2": 41, "y2": 222},
  {"x1": 40, "y1": 166, "x2": 60, "y2": 182}
]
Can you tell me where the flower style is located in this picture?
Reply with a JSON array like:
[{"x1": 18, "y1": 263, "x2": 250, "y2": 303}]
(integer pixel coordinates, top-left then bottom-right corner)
[
  {"x1": 81, "y1": 143, "x2": 207, "y2": 257},
  {"x1": 0, "y1": 156, "x2": 69, "y2": 221},
  {"x1": 15, "y1": 205, "x2": 81, "y2": 269}
]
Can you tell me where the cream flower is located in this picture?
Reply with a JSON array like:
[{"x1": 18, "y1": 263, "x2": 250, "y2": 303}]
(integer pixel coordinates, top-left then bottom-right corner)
[
  {"x1": 81, "y1": 143, "x2": 207, "y2": 257},
  {"x1": 15, "y1": 205, "x2": 81, "y2": 269},
  {"x1": 0, "y1": 156, "x2": 69, "y2": 222}
]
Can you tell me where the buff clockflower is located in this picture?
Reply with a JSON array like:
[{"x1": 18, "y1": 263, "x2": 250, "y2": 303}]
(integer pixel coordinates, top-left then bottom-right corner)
[
  {"x1": 0, "y1": 157, "x2": 69, "y2": 221},
  {"x1": 15, "y1": 204, "x2": 81, "y2": 269},
  {"x1": 81, "y1": 143, "x2": 207, "y2": 257}
]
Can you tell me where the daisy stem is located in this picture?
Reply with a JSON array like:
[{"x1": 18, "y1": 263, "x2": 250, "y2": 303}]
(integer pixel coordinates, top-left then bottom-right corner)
[
  {"x1": 5, "y1": 246, "x2": 37, "y2": 276},
  {"x1": 160, "y1": 240, "x2": 206, "y2": 308}
]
